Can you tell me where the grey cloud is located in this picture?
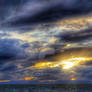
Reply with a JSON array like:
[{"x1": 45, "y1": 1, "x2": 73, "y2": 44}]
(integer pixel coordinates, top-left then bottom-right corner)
[
  {"x1": 30, "y1": 68, "x2": 72, "y2": 80},
  {"x1": 1, "y1": 0, "x2": 92, "y2": 27},
  {"x1": 0, "y1": 38, "x2": 28, "y2": 61}
]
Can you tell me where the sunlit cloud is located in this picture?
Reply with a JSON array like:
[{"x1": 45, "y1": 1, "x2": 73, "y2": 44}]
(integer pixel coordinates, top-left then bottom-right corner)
[
  {"x1": 1, "y1": 31, "x2": 41, "y2": 43},
  {"x1": 26, "y1": 57, "x2": 92, "y2": 70},
  {"x1": 24, "y1": 77, "x2": 37, "y2": 81},
  {"x1": 23, "y1": 47, "x2": 92, "y2": 81},
  {"x1": 71, "y1": 78, "x2": 76, "y2": 80},
  {"x1": 56, "y1": 14, "x2": 92, "y2": 31}
]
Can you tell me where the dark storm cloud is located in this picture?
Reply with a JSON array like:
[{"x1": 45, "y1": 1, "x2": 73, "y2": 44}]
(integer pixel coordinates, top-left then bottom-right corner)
[
  {"x1": 73, "y1": 67, "x2": 92, "y2": 80},
  {"x1": 33, "y1": 69, "x2": 61, "y2": 80},
  {"x1": 1, "y1": 0, "x2": 92, "y2": 27},
  {"x1": 62, "y1": 28, "x2": 92, "y2": 42},
  {"x1": 0, "y1": 38, "x2": 28, "y2": 61},
  {"x1": 33, "y1": 68, "x2": 72, "y2": 80},
  {"x1": 10, "y1": 68, "x2": 72, "y2": 80},
  {"x1": 0, "y1": 62, "x2": 16, "y2": 72}
]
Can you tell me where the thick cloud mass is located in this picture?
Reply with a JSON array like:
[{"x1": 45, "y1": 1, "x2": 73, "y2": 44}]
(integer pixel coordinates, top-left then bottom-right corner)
[
  {"x1": 0, "y1": 0, "x2": 92, "y2": 27},
  {"x1": 0, "y1": 0, "x2": 92, "y2": 82},
  {"x1": 0, "y1": 39, "x2": 27, "y2": 59}
]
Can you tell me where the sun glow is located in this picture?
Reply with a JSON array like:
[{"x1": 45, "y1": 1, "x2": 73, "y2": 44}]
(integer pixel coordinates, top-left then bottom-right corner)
[
  {"x1": 26, "y1": 57, "x2": 92, "y2": 70},
  {"x1": 24, "y1": 77, "x2": 37, "y2": 80},
  {"x1": 61, "y1": 57, "x2": 92, "y2": 69},
  {"x1": 71, "y1": 78, "x2": 76, "y2": 80},
  {"x1": 61, "y1": 61, "x2": 75, "y2": 69},
  {"x1": 26, "y1": 62, "x2": 58, "y2": 69}
]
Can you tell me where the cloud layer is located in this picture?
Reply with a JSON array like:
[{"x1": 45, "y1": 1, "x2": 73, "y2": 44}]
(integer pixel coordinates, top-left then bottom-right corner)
[{"x1": 0, "y1": 0, "x2": 92, "y2": 81}]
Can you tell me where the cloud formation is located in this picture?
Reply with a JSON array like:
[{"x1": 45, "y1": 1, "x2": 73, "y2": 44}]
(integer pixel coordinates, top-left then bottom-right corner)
[
  {"x1": 1, "y1": 0, "x2": 92, "y2": 27},
  {"x1": 1, "y1": 0, "x2": 92, "y2": 82}
]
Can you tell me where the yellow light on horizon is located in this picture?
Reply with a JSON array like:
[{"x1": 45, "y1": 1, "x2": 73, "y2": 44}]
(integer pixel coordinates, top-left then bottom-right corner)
[
  {"x1": 71, "y1": 78, "x2": 76, "y2": 80},
  {"x1": 0, "y1": 80, "x2": 10, "y2": 82},
  {"x1": 24, "y1": 77, "x2": 37, "y2": 80}
]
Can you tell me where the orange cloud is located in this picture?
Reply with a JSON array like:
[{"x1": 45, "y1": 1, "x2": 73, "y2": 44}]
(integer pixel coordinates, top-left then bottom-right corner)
[{"x1": 24, "y1": 77, "x2": 37, "y2": 80}]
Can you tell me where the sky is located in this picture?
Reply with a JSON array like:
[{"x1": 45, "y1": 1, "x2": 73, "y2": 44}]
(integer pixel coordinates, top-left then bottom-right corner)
[{"x1": 0, "y1": 0, "x2": 92, "y2": 83}]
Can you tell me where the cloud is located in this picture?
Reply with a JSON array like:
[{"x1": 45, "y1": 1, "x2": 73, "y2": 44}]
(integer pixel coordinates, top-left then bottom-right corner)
[
  {"x1": 72, "y1": 66, "x2": 92, "y2": 80},
  {"x1": 0, "y1": 38, "x2": 28, "y2": 61},
  {"x1": 32, "y1": 68, "x2": 73, "y2": 80},
  {"x1": 1, "y1": 0, "x2": 92, "y2": 81},
  {"x1": 1, "y1": 0, "x2": 92, "y2": 27}
]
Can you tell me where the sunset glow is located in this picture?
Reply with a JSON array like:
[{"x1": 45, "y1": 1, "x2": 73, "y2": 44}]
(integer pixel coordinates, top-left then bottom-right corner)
[
  {"x1": 26, "y1": 57, "x2": 92, "y2": 70},
  {"x1": 71, "y1": 78, "x2": 76, "y2": 80}
]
